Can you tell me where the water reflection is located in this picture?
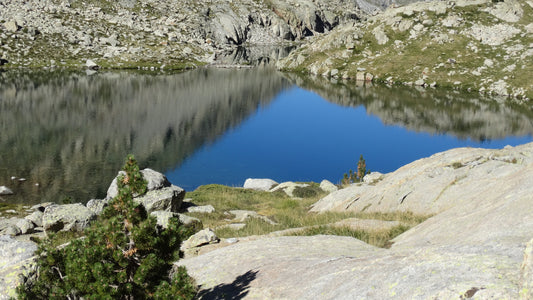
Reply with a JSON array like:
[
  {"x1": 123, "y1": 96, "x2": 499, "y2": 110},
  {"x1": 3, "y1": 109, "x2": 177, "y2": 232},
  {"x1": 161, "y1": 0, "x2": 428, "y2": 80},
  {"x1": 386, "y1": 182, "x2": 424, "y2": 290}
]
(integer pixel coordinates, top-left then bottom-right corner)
[
  {"x1": 284, "y1": 74, "x2": 533, "y2": 141},
  {"x1": 1, "y1": 69, "x2": 532, "y2": 205},
  {"x1": 0, "y1": 68, "x2": 290, "y2": 204}
]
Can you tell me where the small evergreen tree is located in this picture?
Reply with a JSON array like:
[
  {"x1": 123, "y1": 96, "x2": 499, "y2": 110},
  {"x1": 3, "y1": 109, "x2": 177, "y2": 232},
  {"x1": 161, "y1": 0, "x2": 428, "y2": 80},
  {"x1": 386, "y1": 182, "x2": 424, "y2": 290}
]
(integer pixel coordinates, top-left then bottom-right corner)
[
  {"x1": 17, "y1": 155, "x2": 196, "y2": 299},
  {"x1": 342, "y1": 155, "x2": 370, "y2": 185}
]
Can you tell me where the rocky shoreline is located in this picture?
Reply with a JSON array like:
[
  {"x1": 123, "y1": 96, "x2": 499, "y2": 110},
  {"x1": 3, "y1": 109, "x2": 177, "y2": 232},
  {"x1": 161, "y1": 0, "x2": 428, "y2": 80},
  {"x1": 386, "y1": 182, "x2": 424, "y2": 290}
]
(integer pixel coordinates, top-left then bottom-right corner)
[{"x1": 1, "y1": 0, "x2": 531, "y2": 98}]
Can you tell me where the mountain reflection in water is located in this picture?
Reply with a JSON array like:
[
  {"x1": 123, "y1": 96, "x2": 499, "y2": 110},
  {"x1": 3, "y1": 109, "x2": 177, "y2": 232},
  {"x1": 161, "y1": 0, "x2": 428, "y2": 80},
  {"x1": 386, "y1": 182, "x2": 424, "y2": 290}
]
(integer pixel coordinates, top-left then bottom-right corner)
[{"x1": 0, "y1": 69, "x2": 532, "y2": 204}]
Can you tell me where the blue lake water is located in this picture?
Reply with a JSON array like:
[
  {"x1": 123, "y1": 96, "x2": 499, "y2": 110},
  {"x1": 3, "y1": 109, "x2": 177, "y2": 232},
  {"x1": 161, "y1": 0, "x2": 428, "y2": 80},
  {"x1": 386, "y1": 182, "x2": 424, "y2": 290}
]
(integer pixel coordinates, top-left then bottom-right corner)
[
  {"x1": 1, "y1": 68, "x2": 532, "y2": 204},
  {"x1": 167, "y1": 86, "x2": 532, "y2": 191}
]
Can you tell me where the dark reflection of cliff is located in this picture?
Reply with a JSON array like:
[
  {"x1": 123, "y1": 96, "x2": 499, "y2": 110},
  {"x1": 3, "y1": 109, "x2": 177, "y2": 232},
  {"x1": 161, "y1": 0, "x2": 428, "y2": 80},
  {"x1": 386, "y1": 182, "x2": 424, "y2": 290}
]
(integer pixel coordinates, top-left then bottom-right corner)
[
  {"x1": 0, "y1": 68, "x2": 290, "y2": 204},
  {"x1": 285, "y1": 74, "x2": 533, "y2": 141}
]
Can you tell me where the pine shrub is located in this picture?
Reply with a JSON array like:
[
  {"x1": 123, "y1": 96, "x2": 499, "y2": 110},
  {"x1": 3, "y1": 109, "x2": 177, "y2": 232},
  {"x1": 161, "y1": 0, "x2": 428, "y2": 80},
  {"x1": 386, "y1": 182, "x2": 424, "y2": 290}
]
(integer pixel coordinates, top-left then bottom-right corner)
[
  {"x1": 17, "y1": 155, "x2": 196, "y2": 299},
  {"x1": 342, "y1": 155, "x2": 370, "y2": 185}
]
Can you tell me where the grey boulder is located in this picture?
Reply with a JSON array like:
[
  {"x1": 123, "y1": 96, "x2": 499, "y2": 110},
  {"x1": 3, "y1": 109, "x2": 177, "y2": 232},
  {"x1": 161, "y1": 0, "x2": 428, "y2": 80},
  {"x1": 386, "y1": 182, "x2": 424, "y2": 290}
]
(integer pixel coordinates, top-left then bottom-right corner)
[
  {"x1": 181, "y1": 228, "x2": 219, "y2": 249},
  {"x1": 42, "y1": 203, "x2": 96, "y2": 233},
  {"x1": 187, "y1": 205, "x2": 215, "y2": 214},
  {"x1": 134, "y1": 185, "x2": 184, "y2": 213},
  {"x1": 243, "y1": 178, "x2": 278, "y2": 191}
]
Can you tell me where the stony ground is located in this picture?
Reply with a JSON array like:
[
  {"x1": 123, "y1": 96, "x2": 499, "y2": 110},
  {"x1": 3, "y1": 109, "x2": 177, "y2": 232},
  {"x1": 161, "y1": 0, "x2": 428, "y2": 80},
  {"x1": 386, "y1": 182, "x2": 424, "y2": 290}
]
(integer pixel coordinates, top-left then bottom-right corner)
[
  {"x1": 178, "y1": 142, "x2": 533, "y2": 299},
  {"x1": 277, "y1": 0, "x2": 533, "y2": 99},
  {"x1": 0, "y1": 0, "x2": 365, "y2": 69}
]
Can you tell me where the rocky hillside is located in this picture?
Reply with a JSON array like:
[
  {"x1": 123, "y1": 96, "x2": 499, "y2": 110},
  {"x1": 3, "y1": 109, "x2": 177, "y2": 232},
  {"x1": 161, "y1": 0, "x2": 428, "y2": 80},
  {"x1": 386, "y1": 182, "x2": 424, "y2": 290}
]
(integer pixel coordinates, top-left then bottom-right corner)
[
  {"x1": 277, "y1": 0, "x2": 533, "y2": 99},
  {"x1": 0, "y1": 0, "x2": 366, "y2": 69},
  {"x1": 178, "y1": 142, "x2": 533, "y2": 299}
]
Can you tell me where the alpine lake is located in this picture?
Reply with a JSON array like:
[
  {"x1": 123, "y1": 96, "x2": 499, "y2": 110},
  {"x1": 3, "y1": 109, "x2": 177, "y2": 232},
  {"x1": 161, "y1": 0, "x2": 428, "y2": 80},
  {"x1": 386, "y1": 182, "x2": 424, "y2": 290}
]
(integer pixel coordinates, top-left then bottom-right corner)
[{"x1": 1, "y1": 67, "x2": 532, "y2": 205}]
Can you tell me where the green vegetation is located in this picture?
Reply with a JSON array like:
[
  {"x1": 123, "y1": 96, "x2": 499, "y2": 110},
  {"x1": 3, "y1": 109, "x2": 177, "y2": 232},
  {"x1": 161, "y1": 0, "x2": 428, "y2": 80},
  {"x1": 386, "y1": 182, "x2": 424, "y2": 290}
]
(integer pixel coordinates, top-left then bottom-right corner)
[
  {"x1": 342, "y1": 154, "x2": 369, "y2": 185},
  {"x1": 279, "y1": 0, "x2": 533, "y2": 99},
  {"x1": 0, "y1": 203, "x2": 29, "y2": 218},
  {"x1": 287, "y1": 224, "x2": 410, "y2": 248},
  {"x1": 17, "y1": 155, "x2": 196, "y2": 299},
  {"x1": 186, "y1": 184, "x2": 430, "y2": 248}
]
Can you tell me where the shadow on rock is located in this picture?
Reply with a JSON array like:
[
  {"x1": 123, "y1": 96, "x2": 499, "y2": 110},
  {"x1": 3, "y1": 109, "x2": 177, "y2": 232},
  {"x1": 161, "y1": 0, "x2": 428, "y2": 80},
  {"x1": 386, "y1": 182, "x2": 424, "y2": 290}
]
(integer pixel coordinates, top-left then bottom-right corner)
[{"x1": 197, "y1": 270, "x2": 258, "y2": 299}]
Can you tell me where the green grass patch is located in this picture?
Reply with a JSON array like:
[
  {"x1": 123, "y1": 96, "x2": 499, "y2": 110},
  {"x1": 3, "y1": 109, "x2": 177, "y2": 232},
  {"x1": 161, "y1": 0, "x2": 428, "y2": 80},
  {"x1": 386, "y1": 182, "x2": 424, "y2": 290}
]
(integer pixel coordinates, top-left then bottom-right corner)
[
  {"x1": 185, "y1": 184, "x2": 431, "y2": 247},
  {"x1": 287, "y1": 224, "x2": 411, "y2": 248},
  {"x1": 0, "y1": 203, "x2": 29, "y2": 218}
]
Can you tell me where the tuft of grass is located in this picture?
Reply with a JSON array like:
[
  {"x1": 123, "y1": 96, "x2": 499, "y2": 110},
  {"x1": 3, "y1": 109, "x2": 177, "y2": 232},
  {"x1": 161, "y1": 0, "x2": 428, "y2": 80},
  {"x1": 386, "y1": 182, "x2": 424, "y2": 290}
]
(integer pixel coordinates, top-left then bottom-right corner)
[
  {"x1": 287, "y1": 224, "x2": 411, "y2": 248},
  {"x1": 185, "y1": 185, "x2": 431, "y2": 247},
  {"x1": 0, "y1": 203, "x2": 29, "y2": 218}
]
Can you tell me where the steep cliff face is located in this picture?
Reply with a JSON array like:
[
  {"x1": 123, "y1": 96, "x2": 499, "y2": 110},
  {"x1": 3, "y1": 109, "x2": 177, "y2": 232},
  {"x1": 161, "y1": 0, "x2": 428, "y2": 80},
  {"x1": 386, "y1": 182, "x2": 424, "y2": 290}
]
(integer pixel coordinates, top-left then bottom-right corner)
[{"x1": 277, "y1": 0, "x2": 533, "y2": 99}]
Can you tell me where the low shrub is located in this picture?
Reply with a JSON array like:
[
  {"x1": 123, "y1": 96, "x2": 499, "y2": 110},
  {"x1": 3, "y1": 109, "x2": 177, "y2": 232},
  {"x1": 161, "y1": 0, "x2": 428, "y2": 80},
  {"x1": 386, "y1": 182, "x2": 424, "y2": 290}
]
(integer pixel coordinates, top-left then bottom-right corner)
[{"x1": 17, "y1": 155, "x2": 196, "y2": 299}]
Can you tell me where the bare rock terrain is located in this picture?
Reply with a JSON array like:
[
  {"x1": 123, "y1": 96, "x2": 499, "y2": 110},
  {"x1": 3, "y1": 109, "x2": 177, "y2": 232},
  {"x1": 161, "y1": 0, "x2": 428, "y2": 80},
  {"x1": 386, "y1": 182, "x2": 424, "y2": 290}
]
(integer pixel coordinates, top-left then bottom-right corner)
[{"x1": 177, "y1": 142, "x2": 533, "y2": 299}]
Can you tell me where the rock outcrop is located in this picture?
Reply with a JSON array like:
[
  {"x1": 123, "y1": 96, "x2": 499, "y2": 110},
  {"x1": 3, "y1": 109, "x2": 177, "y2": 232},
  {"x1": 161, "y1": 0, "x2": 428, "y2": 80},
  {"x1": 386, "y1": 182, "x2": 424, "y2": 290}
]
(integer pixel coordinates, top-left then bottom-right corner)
[
  {"x1": 310, "y1": 142, "x2": 533, "y2": 215},
  {"x1": 177, "y1": 142, "x2": 533, "y2": 298},
  {"x1": 42, "y1": 203, "x2": 96, "y2": 233}
]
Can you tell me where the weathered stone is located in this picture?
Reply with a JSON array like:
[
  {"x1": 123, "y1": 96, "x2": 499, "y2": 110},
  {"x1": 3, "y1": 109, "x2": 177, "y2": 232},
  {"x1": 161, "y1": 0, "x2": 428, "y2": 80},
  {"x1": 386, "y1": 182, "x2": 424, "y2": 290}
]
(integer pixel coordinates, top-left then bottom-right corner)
[
  {"x1": 30, "y1": 202, "x2": 54, "y2": 212},
  {"x1": 85, "y1": 59, "x2": 99, "y2": 70},
  {"x1": 42, "y1": 203, "x2": 96, "y2": 233},
  {"x1": 24, "y1": 211, "x2": 43, "y2": 227},
  {"x1": 187, "y1": 205, "x2": 215, "y2": 214},
  {"x1": 0, "y1": 235, "x2": 37, "y2": 299},
  {"x1": 4, "y1": 224, "x2": 21, "y2": 236},
  {"x1": 319, "y1": 179, "x2": 338, "y2": 193},
  {"x1": 181, "y1": 228, "x2": 219, "y2": 249},
  {"x1": 362, "y1": 171, "x2": 384, "y2": 184},
  {"x1": 106, "y1": 168, "x2": 172, "y2": 199},
  {"x1": 150, "y1": 210, "x2": 178, "y2": 229},
  {"x1": 86, "y1": 198, "x2": 109, "y2": 215},
  {"x1": 269, "y1": 181, "x2": 309, "y2": 197},
  {"x1": 486, "y1": 0, "x2": 523, "y2": 22},
  {"x1": 0, "y1": 186, "x2": 13, "y2": 195},
  {"x1": 134, "y1": 185, "x2": 185, "y2": 213},
  {"x1": 243, "y1": 178, "x2": 278, "y2": 191},
  {"x1": 372, "y1": 24, "x2": 388, "y2": 45},
  {"x1": 141, "y1": 168, "x2": 171, "y2": 191},
  {"x1": 177, "y1": 213, "x2": 202, "y2": 226},
  {"x1": 3, "y1": 21, "x2": 18, "y2": 32},
  {"x1": 16, "y1": 218, "x2": 35, "y2": 234}
]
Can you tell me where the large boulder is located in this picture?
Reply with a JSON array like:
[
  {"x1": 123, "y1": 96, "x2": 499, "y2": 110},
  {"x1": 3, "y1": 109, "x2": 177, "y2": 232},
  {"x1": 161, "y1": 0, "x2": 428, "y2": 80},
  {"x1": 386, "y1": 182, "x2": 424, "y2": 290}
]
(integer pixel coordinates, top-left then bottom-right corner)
[
  {"x1": 134, "y1": 185, "x2": 184, "y2": 213},
  {"x1": 104, "y1": 168, "x2": 182, "y2": 213},
  {"x1": 181, "y1": 228, "x2": 219, "y2": 250},
  {"x1": 243, "y1": 178, "x2": 278, "y2": 191},
  {"x1": 0, "y1": 235, "x2": 37, "y2": 300},
  {"x1": 42, "y1": 203, "x2": 96, "y2": 233},
  {"x1": 106, "y1": 168, "x2": 171, "y2": 199}
]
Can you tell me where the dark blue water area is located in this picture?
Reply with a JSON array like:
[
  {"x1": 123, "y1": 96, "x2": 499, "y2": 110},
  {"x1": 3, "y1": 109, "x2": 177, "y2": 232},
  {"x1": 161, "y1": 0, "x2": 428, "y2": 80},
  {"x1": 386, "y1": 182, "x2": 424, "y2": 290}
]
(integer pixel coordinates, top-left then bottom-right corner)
[{"x1": 166, "y1": 87, "x2": 532, "y2": 191}]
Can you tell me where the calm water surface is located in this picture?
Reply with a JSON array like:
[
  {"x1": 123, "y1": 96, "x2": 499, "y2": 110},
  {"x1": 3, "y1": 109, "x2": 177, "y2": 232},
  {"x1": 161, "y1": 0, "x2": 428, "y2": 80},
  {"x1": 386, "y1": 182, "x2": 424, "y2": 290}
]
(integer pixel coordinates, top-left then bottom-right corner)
[{"x1": 1, "y1": 69, "x2": 532, "y2": 204}]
